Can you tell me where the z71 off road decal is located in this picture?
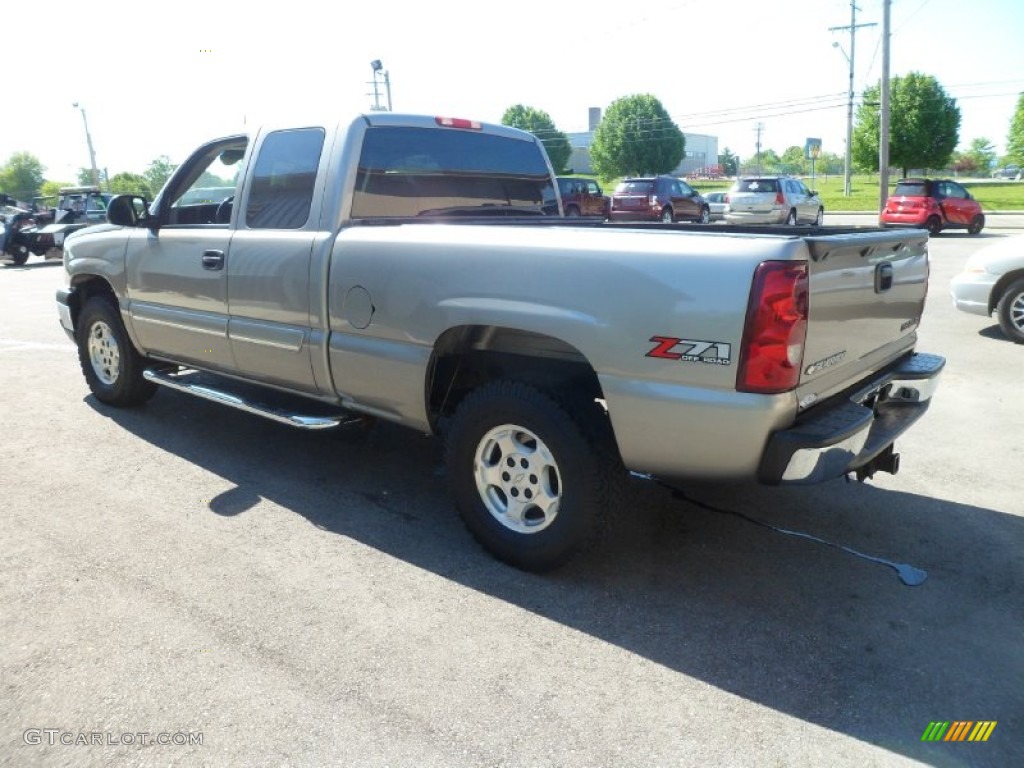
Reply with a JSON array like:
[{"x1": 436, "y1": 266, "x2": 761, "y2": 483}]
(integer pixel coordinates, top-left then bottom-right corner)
[{"x1": 646, "y1": 336, "x2": 732, "y2": 366}]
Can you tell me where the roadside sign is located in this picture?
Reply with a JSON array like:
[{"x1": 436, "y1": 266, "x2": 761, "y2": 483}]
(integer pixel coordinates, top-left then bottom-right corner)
[{"x1": 805, "y1": 138, "x2": 822, "y2": 160}]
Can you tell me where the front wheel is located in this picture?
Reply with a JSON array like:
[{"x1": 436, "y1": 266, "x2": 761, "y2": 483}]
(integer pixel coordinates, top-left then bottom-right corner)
[
  {"x1": 564, "y1": 205, "x2": 581, "y2": 218},
  {"x1": 784, "y1": 209, "x2": 797, "y2": 226},
  {"x1": 697, "y1": 206, "x2": 711, "y2": 224},
  {"x1": 76, "y1": 296, "x2": 157, "y2": 406},
  {"x1": 445, "y1": 380, "x2": 620, "y2": 571},
  {"x1": 996, "y1": 277, "x2": 1024, "y2": 344},
  {"x1": 967, "y1": 214, "x2": 985, "y2": 235}
]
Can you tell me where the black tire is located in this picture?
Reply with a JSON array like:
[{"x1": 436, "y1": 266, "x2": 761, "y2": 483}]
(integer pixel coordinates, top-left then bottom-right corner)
[
  {"x1": 565, "y1": 205, "x2": 581, "y2": 218},
  {"x1": 925, "y1": 215, "x2": 942, "y2": 236},
  {"x1": 445, "y1": 380, "x2": 621, "y2": 572},
  {"x1": 785, "y1": 209, "x2": 797, "y2": 226},
  {"x1": 76, "y1": 296, "x2": 157, "y2": 406},
  {"x1": 814, "y1": 207, "x2": 824, "y2": 227},
  {"x1": 697, "y1": 206, "x2": 711, "y2": 224},
  {"x1": 661, "y1": 207, "x2": 674, "y2": 223},
  {"x1": 967, "y1": 214, "x2": 985, "y2": 235},
  {"x1": 996, "y1": 277, "x2": 1024, "y2": 344},
  {"x1": 9, "y1": 248, "x2": 29, "y2": 266}
]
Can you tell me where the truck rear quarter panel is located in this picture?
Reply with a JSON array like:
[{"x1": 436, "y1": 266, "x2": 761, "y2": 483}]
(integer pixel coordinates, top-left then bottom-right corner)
[{"x1": 325, "y1": 225, "x2": 808, "y2": 477}]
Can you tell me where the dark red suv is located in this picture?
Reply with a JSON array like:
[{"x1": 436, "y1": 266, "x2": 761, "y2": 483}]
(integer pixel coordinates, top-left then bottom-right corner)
[
  {"x1": 555, "y1": 177, "x2": 609, "y2": 217},
  {"x1": 880, "y1": 178, "x2": 985, "y2": 235},
  {"x1": 608, "y1": 175, "x2": 711, "y2": 224}
]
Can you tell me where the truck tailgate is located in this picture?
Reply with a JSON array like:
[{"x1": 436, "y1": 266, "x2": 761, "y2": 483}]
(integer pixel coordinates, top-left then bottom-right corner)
[{"x1": 797, "y1": 229, "x2": 930, "y2": 404}]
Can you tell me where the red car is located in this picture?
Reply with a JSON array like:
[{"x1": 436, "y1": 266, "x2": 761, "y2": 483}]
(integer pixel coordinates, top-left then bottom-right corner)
[
  {"x1": 608, "y1": 175, "x2": 711, "y2": 224},
  {"x1": 880, "y1": 178, "x2": 985, "y2": 235}
]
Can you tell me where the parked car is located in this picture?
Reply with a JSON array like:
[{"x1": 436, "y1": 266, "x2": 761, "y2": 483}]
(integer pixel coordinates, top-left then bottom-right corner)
[
  {"x1": 724, "y1": 177, "x2": 823, "y2": 226},
  {"x1": 555, "y1": 177, "x2": 609, "y2": 218},
  {"x1": 880, "y1": 178, "x2": 984, "y2": 236},
  {"x1": 950, "y1": 234, "x2": 1024, "y2": 343},
  {"x1": 703, "y1": 191, "x2": 727, "y2": 221},
  {"x1": 608, "y1": 175, "x2": 710, "y2": 224},
  {"x1": 991, "y1": 165, "x2": 1021, "y2": 180}
]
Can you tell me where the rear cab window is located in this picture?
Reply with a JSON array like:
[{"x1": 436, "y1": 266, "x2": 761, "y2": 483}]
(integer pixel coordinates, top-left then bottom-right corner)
[{"x1": 351, "y1": 127, "x2": 553, "y2": 218}]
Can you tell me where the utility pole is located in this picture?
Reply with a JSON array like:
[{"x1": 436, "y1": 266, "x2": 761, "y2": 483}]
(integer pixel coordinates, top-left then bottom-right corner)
[
  {"x1": 830, "y1": 3, "x2": 876, "y2": 197},
  {"x1": 879, "y1": 0, "x2": 892, "y2": 214},
  {"x1": 754, "y1": 122, "x2": 764, "y2": 175}
]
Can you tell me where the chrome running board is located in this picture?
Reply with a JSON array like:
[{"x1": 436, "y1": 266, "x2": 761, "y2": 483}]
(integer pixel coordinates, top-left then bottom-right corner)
[{"x1": 143, "y1": 367, "x2": 364, "y2": 430}]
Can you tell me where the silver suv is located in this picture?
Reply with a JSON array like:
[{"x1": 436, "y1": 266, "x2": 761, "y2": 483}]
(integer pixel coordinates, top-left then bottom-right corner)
[{"x1": 724, "y1": 176, "x2": 824, "y2": 226}]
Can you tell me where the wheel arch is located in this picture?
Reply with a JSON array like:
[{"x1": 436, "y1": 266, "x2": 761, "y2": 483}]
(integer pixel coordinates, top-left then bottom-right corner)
[
  {"x1": 66, "y1": 275, "x2": 118, "y2": 332},
  {"x1": 990, "y1": 269, "x2": 1024, "y2": 314},
  {"x1": 426, "y1": 325, "x2": 607, "y2": 430}
]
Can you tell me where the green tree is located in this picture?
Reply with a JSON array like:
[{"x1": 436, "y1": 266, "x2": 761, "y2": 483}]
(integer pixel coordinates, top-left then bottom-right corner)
[
  {"x1": 962, "y1": 137, "x2": 996, "y2": 176},
  {"x1": 108, "y1": 172, "x2": 153, "y2": 198},
  {"x1": 780, "y1": 146, "x2": 808, "y2": 175},
  {"x1": 500, "y1": 105, "x2": 572, "y2": 174},
  {"x1": 0, "y1": 152, "x2": 47, "y2": 202},
  {"x1": 40, "y1": 180, "x2": 68, "y2": 201},
  {"x1": 1007, "y1": 92, "x2": 1024, "y2": 165},
  {"x1": 852, "y1": 72, "x2": 960, "y2": 177},
  {"x1": 751, "y1": 149, "x2": 781, "y2": 174},
  {"x1": 144, "y1": 155, "x2": 178, "y2": 196},
  {"x1": 590, "y1": 94, "x2": 684, "y2": 179},
  {"x1": 718, "y1": 147, "x2": 739, "y2": 176}
]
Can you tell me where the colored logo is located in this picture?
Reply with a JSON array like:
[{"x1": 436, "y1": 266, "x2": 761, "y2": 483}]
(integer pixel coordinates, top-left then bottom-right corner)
[{"x1": 921, "y1": 721, "x2": 996, "y2": 742}]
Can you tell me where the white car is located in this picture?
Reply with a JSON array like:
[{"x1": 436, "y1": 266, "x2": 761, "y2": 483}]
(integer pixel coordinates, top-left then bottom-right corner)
[
  {"x1": 724, "y1": 176, "x2": 824, "y2": 226},
  {"x1": 703, "y1": 191, "x2": 728, "y2": 221},
  {"x1": 950, "y1": 235, "x2": 1024, "y2": 343}
]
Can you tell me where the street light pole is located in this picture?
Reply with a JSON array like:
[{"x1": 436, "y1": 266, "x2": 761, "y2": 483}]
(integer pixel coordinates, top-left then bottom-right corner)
[
  {"x1": 72, "y1": 102, "x2": 100, "y2": 188},
  {"x1": 369, "y1": 60, "x2": 392, "y2": 112}
]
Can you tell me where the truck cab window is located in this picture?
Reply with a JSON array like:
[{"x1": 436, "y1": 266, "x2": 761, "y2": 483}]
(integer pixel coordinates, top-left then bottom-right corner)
[
  {"x1": 165, "y1": 137, "x2": 248, "y2": 226},
  {"x1": 245, "y1": 128, "x2": 325, "y2": 229}
]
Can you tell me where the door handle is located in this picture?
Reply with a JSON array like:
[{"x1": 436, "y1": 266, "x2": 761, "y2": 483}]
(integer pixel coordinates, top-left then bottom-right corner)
[{"x1": 202, "y1": 250, "x2": 225, "y2": 270}]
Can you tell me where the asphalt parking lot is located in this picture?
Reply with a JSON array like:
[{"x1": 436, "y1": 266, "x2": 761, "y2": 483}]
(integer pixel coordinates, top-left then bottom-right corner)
[{"x1": 1, "y1": 226, "x2": 1021, "y2": 767}]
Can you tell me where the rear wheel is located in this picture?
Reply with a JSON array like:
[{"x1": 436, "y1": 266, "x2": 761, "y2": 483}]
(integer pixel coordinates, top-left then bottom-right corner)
[
  {"x1": 925, "y1": 215, "x2": 942, "y2": 236},
  {"x1": 785, "y1": 209, "x2": 797, "y2": 226},
  {"x1": 967, "y1": 214, "x2": 985, "y2": 235},
  {"x1": 565, "y1": 205, "x2": 581, "y2": 218},
  {"x1": 996, "y1": 277, "x2": 1024, "y2": 344},
  {"x1": 445, "y1": 380, "x2": 620, "y2": 572},
  {"x1": 814, "y1": 208, "x2": 824, "y2": 226},
  {"x1": 661, "y1": 207, "x2": 674, "y2": 223},
  {"x1": 76, "y1": 296, "x2": 157, "y2": 406}
]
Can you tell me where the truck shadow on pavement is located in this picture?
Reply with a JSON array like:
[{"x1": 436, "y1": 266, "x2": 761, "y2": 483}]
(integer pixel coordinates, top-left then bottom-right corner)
[{"x1": 89, "y1": 391, "x2": 1023, "y2": 768}]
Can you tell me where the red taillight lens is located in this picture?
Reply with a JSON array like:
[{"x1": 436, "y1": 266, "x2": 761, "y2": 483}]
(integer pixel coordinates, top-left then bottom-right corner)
[
  {"x1": 435, "y1": 117, "x2": 482, "y2": 130},
  {"x1": 737, "y1": 261, "x2": 809, "y2": 394},
  {"x1": 775, "y1": 190, "x2": 786, "y2": 206}
]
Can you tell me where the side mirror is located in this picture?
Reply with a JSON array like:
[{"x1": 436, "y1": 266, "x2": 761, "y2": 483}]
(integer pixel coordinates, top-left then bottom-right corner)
[
  {"x1": 809, "y1": 190, "x2": 818, "y2": 197},
  {"x1": 107, "y1": 195, "x2": 153, "y2": 228}
]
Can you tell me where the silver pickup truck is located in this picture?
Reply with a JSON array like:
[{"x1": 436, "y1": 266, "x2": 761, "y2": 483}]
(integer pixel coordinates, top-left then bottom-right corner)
[{"x1": 56, "y1": 112, "x2": 944, "y2": 571}]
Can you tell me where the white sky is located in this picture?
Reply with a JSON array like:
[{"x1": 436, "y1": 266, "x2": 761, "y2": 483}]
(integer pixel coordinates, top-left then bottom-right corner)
[{"x1": 4, "y1": 0, "x2": 1023, "y2": 181}]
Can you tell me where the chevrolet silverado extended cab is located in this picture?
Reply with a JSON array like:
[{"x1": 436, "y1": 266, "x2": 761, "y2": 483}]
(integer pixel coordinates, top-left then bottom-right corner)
[{"x1": 56, "y1": 112, "x2": 944, "y2": 571}]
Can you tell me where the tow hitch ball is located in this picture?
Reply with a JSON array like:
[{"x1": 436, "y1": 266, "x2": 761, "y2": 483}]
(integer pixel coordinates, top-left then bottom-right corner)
[{"x1": 854, "y1": 445, "x2": 901, "y2": 482}]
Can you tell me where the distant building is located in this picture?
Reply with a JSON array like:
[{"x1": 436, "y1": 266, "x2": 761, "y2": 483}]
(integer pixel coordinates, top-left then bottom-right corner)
[{"x1": 566, "y1": 108, "x2": 719, "y2": 178}]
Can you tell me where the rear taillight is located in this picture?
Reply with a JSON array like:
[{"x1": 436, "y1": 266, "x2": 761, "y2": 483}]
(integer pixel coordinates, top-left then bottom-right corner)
[
  {"x1": 649, "y1": 195, "x2": 657, "y2": 208},
  {"x1": 737, "y1": 261, "x2": 809, "y2": 394},
  {"x1": 724, "y1": 193, "x2": 730, "y2": 204},
  {"x1": 775, "y1": 190, "x2": 786, "y2": 206}
]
